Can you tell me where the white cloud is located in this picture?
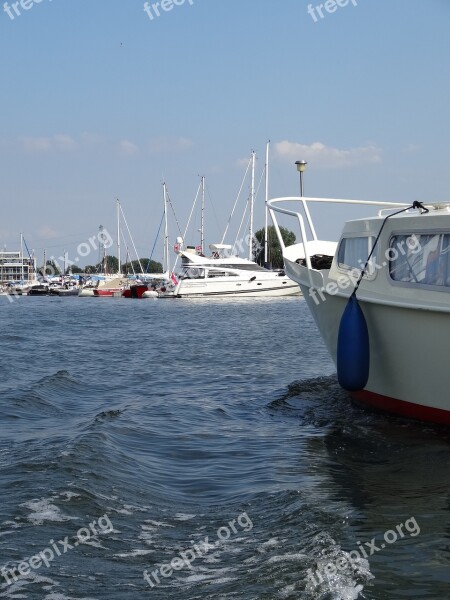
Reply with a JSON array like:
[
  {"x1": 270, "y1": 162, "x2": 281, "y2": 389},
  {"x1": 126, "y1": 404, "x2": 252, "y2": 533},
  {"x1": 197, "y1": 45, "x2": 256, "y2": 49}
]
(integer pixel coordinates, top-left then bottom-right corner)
[
  {"x1": 14, "y1": 133, "x2": 195, "y2": 158},
  {"x1": 53, "y1": 134, "x2": 76, "y2": 150},
  {"x1": 274, "y1": 140, "x2": 382, "y2": 168},
  {"x1": 118, "y1": 139, "x2": 139, "y2": 156},
  {"x1": 20, "y1": 137, "x2": 52, "y2": 152},
  {"x1": 20, "y1": 134, "x2": 76, "y2": 153},
  {"x1": 236, "y1": 157, "x2": 251, "y2": 168}
]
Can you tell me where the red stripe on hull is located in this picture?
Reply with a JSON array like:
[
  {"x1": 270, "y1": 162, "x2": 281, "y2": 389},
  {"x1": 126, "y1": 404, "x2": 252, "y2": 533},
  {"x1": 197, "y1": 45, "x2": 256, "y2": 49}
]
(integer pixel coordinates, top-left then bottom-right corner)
[
  {"x1": 351, "y1": 389, "x2": 450, "y2": 426},
  {"x1": 93, "y1": 289, "x2": 121, "y2": 297}
]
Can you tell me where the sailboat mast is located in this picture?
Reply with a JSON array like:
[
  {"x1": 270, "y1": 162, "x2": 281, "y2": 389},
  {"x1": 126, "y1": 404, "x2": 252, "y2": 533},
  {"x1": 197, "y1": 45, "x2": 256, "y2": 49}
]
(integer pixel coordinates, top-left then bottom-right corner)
[
  {"x1": 163, "y1": 183, "x2": 169, "y2": 274},
  {"x1": 264, "y1": 141, "x2": 270, "y2": 267},
  {"x1": 116, "y1": 199, "x2": 121, "y2": 275},
  {"x1": 20, "y1": 233, "x2": 24, "y2": 281},
  {"x1": 201, "y1": 176, "x2": 205, "y2": 254},
  {"x1": 249, "y1": 151, "x2": 256, "y2": 260}
]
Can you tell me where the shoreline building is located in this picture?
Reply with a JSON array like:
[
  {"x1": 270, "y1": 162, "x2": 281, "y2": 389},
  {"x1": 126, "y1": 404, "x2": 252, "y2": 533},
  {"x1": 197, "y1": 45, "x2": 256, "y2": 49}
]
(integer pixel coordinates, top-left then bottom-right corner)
[{"x1": 0, "y1": 250, "x2": 37, "y2": 283}]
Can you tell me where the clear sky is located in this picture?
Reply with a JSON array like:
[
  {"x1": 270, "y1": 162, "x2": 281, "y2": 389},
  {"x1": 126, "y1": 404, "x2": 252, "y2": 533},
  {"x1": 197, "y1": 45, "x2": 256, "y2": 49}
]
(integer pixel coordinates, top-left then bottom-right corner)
[{"x1": 1, "y1": 0, "x2": 449, "y2": 267}]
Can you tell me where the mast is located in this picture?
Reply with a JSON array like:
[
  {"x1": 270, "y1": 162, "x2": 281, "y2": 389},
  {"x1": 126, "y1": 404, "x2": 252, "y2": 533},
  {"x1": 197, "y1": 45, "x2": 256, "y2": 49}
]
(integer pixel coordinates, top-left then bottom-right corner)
[
  {"x1": 116, "y1": 199, "x2": 121, "y2": 275},
  {"x1": 20, "y1": 233, "x2": 24, "y2": 281},
  {"x1": 163, "y1": 183, "x2": 169, "y2": 275},
  {"x1": 119, "y1": 203, "x2": 144, "y2": 274},
  {"x1": 201, "y1": 176, "x2": 205, "y2": 254},
  {"x1": 98, "y1": 225, "x2": 104, "y2": 273},
  {"x1": 249, "y1": 150, "x2": 256, "y2": 260},
  {"x1": 264, "y1": 141, "x2": 270, "y2": 267}
]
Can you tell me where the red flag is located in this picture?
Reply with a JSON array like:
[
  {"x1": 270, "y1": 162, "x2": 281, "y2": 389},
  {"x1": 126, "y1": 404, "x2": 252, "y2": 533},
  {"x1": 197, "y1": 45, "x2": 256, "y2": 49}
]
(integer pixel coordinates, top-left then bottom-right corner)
[{"x1": 171, "y1": 272, "x2": 178, "y2": 285}]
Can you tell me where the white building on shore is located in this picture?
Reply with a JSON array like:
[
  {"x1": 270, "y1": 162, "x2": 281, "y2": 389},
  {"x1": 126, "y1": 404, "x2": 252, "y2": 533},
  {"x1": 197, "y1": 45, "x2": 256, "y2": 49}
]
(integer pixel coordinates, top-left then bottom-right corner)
[{"x1": 0, "y1": 250, "x2": 37, "y2": 283}]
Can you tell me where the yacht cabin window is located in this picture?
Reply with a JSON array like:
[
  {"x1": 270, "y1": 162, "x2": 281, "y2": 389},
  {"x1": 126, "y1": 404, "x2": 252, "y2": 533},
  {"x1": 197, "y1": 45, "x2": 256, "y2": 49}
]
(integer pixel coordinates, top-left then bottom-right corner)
[
  {"x1": 337, "y1": 236, "x2": 375, "y2": 274},
  {"x1": 389, "y1": 233, "x2": 450, "y2": 287}
]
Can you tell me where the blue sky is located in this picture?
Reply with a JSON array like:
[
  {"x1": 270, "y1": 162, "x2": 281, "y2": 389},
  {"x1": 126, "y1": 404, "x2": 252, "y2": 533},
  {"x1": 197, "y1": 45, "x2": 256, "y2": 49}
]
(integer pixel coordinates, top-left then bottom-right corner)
[{"x1": 1, "y1": 0, "x2": 449, "y2": 267}]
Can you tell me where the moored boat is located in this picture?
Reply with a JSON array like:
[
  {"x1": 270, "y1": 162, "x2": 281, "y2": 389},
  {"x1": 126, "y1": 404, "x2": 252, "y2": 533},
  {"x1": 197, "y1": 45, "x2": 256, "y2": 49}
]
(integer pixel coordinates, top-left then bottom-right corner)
[
  {"x1": 79, "y1": 276, "x2": 127, "y2": 297},
  {"x1": 28, "y1": 284, "x2": 50, "y2": 296},
  {"x1": 167, "y1": 244, "x2": 299, "y2": 298},
  {"x1": 122, "y1": 283, "x2": 149, "y2": 298},
  {"x1": 166, "y1": 146, "x2": 300, "y2": 299},
  {"x1": 56, "y1": 287, "x2": 80, "y2": 296},
  {"x1": 268, "y1": 195, "x2": 450, "y2": 426},
  {"x1": 92, "y1": 277, "x2": 128, "y2": 297}
]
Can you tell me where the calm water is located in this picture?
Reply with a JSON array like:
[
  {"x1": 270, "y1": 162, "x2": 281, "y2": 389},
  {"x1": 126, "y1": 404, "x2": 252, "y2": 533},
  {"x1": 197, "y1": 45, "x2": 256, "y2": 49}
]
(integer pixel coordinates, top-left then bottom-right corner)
[{"x1": 0, "y1": 296, "x2": 449, "y2": 600}]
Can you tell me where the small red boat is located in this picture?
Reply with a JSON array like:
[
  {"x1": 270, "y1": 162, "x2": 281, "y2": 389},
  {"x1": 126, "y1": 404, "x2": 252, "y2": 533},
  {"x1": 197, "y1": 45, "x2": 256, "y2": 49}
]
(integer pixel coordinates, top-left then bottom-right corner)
[
  {"x1": 122, "y1": 284, "x2": 149, "y2": 299},
  {"x1": 93, "y1": 288, "x2": 123, "y2": 297}
]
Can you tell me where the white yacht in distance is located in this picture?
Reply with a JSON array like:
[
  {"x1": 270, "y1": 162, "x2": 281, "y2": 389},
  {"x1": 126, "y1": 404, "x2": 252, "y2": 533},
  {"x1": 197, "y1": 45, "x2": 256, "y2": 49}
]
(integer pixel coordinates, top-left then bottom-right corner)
[
  {"x1": 268, "y1": 194, "x2": 450, "y2": 426},
  {"x1": 160, "y1": 145, "x2": 300, "y2": 299},
  {"x1": 165, "y1": 243, "x2": 299, "y2": 298}
]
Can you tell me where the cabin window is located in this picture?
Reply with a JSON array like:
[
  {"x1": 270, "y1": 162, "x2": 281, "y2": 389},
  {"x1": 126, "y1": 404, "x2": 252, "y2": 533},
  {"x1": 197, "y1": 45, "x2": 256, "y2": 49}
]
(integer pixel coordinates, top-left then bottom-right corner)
[
  {"x1": 337, "y1": 237, "x2": 374, "y2": 274},
  {"x1": 389, "y1": 233, "x2": 450, "y2": 287}
]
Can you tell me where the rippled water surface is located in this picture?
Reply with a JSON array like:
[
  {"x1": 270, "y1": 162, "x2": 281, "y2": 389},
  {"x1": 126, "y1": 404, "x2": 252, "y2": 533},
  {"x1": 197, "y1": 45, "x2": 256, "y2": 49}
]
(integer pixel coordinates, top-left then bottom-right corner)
[{"x1": 0, "y1": 296, "x2": 449, "y2": 599}]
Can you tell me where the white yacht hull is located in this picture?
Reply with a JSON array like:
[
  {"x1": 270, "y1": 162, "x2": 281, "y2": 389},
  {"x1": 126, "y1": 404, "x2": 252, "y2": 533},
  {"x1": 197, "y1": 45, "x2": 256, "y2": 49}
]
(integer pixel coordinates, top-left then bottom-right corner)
[
  {"x1": 173, "y1": 276, "x2": 300, "y2": 298},
  {"x1": 78, "y1": 288, "x2": 95, "y2": 297},
  {"x1": 142, "y1": 290, "x2": 159, "y2": 298}
]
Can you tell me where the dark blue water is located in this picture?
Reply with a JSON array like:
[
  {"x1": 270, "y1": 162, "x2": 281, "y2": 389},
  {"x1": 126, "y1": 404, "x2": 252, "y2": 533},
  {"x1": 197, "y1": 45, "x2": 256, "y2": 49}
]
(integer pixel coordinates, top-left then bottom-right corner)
[{"x1": 0, "y1": 296, "x2": 449, "y2": 599}]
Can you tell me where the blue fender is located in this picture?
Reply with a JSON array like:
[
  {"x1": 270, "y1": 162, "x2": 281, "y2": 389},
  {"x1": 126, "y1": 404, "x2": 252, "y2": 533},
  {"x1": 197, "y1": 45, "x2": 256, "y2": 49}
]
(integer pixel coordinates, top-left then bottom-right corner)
[{"x1": 337, "y1": 295, "x2": 370, "y2": 391}]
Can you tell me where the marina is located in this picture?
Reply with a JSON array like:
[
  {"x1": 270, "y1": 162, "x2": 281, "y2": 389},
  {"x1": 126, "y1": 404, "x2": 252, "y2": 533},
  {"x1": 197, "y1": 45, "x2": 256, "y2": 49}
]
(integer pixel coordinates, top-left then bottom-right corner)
[{"x1": 2, "y1": 1, "x2": 449, "y2": 599}]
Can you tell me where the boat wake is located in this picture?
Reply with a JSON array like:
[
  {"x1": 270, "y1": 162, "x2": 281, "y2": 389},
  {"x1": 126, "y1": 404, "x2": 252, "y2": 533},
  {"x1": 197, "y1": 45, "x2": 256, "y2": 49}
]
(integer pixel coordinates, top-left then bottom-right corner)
[{"x1": 267, "y1": 375, "x2": 359, "y2": 428}]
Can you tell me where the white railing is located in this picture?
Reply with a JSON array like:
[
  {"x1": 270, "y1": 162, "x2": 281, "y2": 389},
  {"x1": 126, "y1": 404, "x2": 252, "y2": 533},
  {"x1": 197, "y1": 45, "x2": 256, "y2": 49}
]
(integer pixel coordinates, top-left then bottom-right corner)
[{"x1": 267, "y1": 196, "x2": 410, "y2": 276}]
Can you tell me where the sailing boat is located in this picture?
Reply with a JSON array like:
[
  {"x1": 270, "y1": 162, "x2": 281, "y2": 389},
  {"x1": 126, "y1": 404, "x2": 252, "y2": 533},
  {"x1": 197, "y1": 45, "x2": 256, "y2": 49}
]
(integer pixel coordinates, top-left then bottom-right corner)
[
  {"x1": 79, "y1": 202, "x2": 128, "y2": 297},
  {"x1": 141, "y1": 182, "x2": 174, "y2": 298}
]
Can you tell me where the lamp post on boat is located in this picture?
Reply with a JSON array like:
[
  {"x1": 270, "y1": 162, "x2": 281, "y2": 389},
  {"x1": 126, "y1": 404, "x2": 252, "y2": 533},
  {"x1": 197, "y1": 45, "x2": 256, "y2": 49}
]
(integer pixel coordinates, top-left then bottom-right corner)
[
  {"x1": 295, "y1": 160, "x2": 307, "y2": 197},
  {"x1": 295, "y1": 160, "x2": 317, "y2": 240}
]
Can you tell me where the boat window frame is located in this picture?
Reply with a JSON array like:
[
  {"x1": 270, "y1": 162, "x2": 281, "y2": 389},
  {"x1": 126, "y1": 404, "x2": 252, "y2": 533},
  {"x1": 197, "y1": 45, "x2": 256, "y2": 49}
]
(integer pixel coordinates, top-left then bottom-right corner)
[
  {"x1": 336, "y1": 234, "x2": 377, "y2": 280},
  {"x1": 388, "y1": 229, "x2": 450, "y2": 293}
]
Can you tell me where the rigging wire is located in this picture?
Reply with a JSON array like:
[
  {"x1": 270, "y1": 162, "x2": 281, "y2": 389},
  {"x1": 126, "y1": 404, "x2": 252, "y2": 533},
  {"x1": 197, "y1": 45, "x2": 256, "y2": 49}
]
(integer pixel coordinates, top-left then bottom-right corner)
[
  {"x1": 221, "y1": 156, "x2": 252, "y2": 244},
  {"x1": 147, "y1": 211, "x2": 164, "y2": 273},
  {"x1": 165, "y1": 185, "x2": 184, "y2": 238}
]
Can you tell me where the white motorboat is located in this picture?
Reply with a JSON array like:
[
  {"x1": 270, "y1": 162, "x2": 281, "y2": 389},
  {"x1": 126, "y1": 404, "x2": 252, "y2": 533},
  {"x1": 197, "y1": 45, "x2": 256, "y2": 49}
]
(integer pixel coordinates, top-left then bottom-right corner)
[
  {"x1": 167, "y1": 244, "x2": 299, "y2": 298},
  {"x1": 163, "y1": 147, "x2": 300, "y2": 299},
  {"x1": 268, "y1": 195, "x2": 450, "y2": 426}
]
